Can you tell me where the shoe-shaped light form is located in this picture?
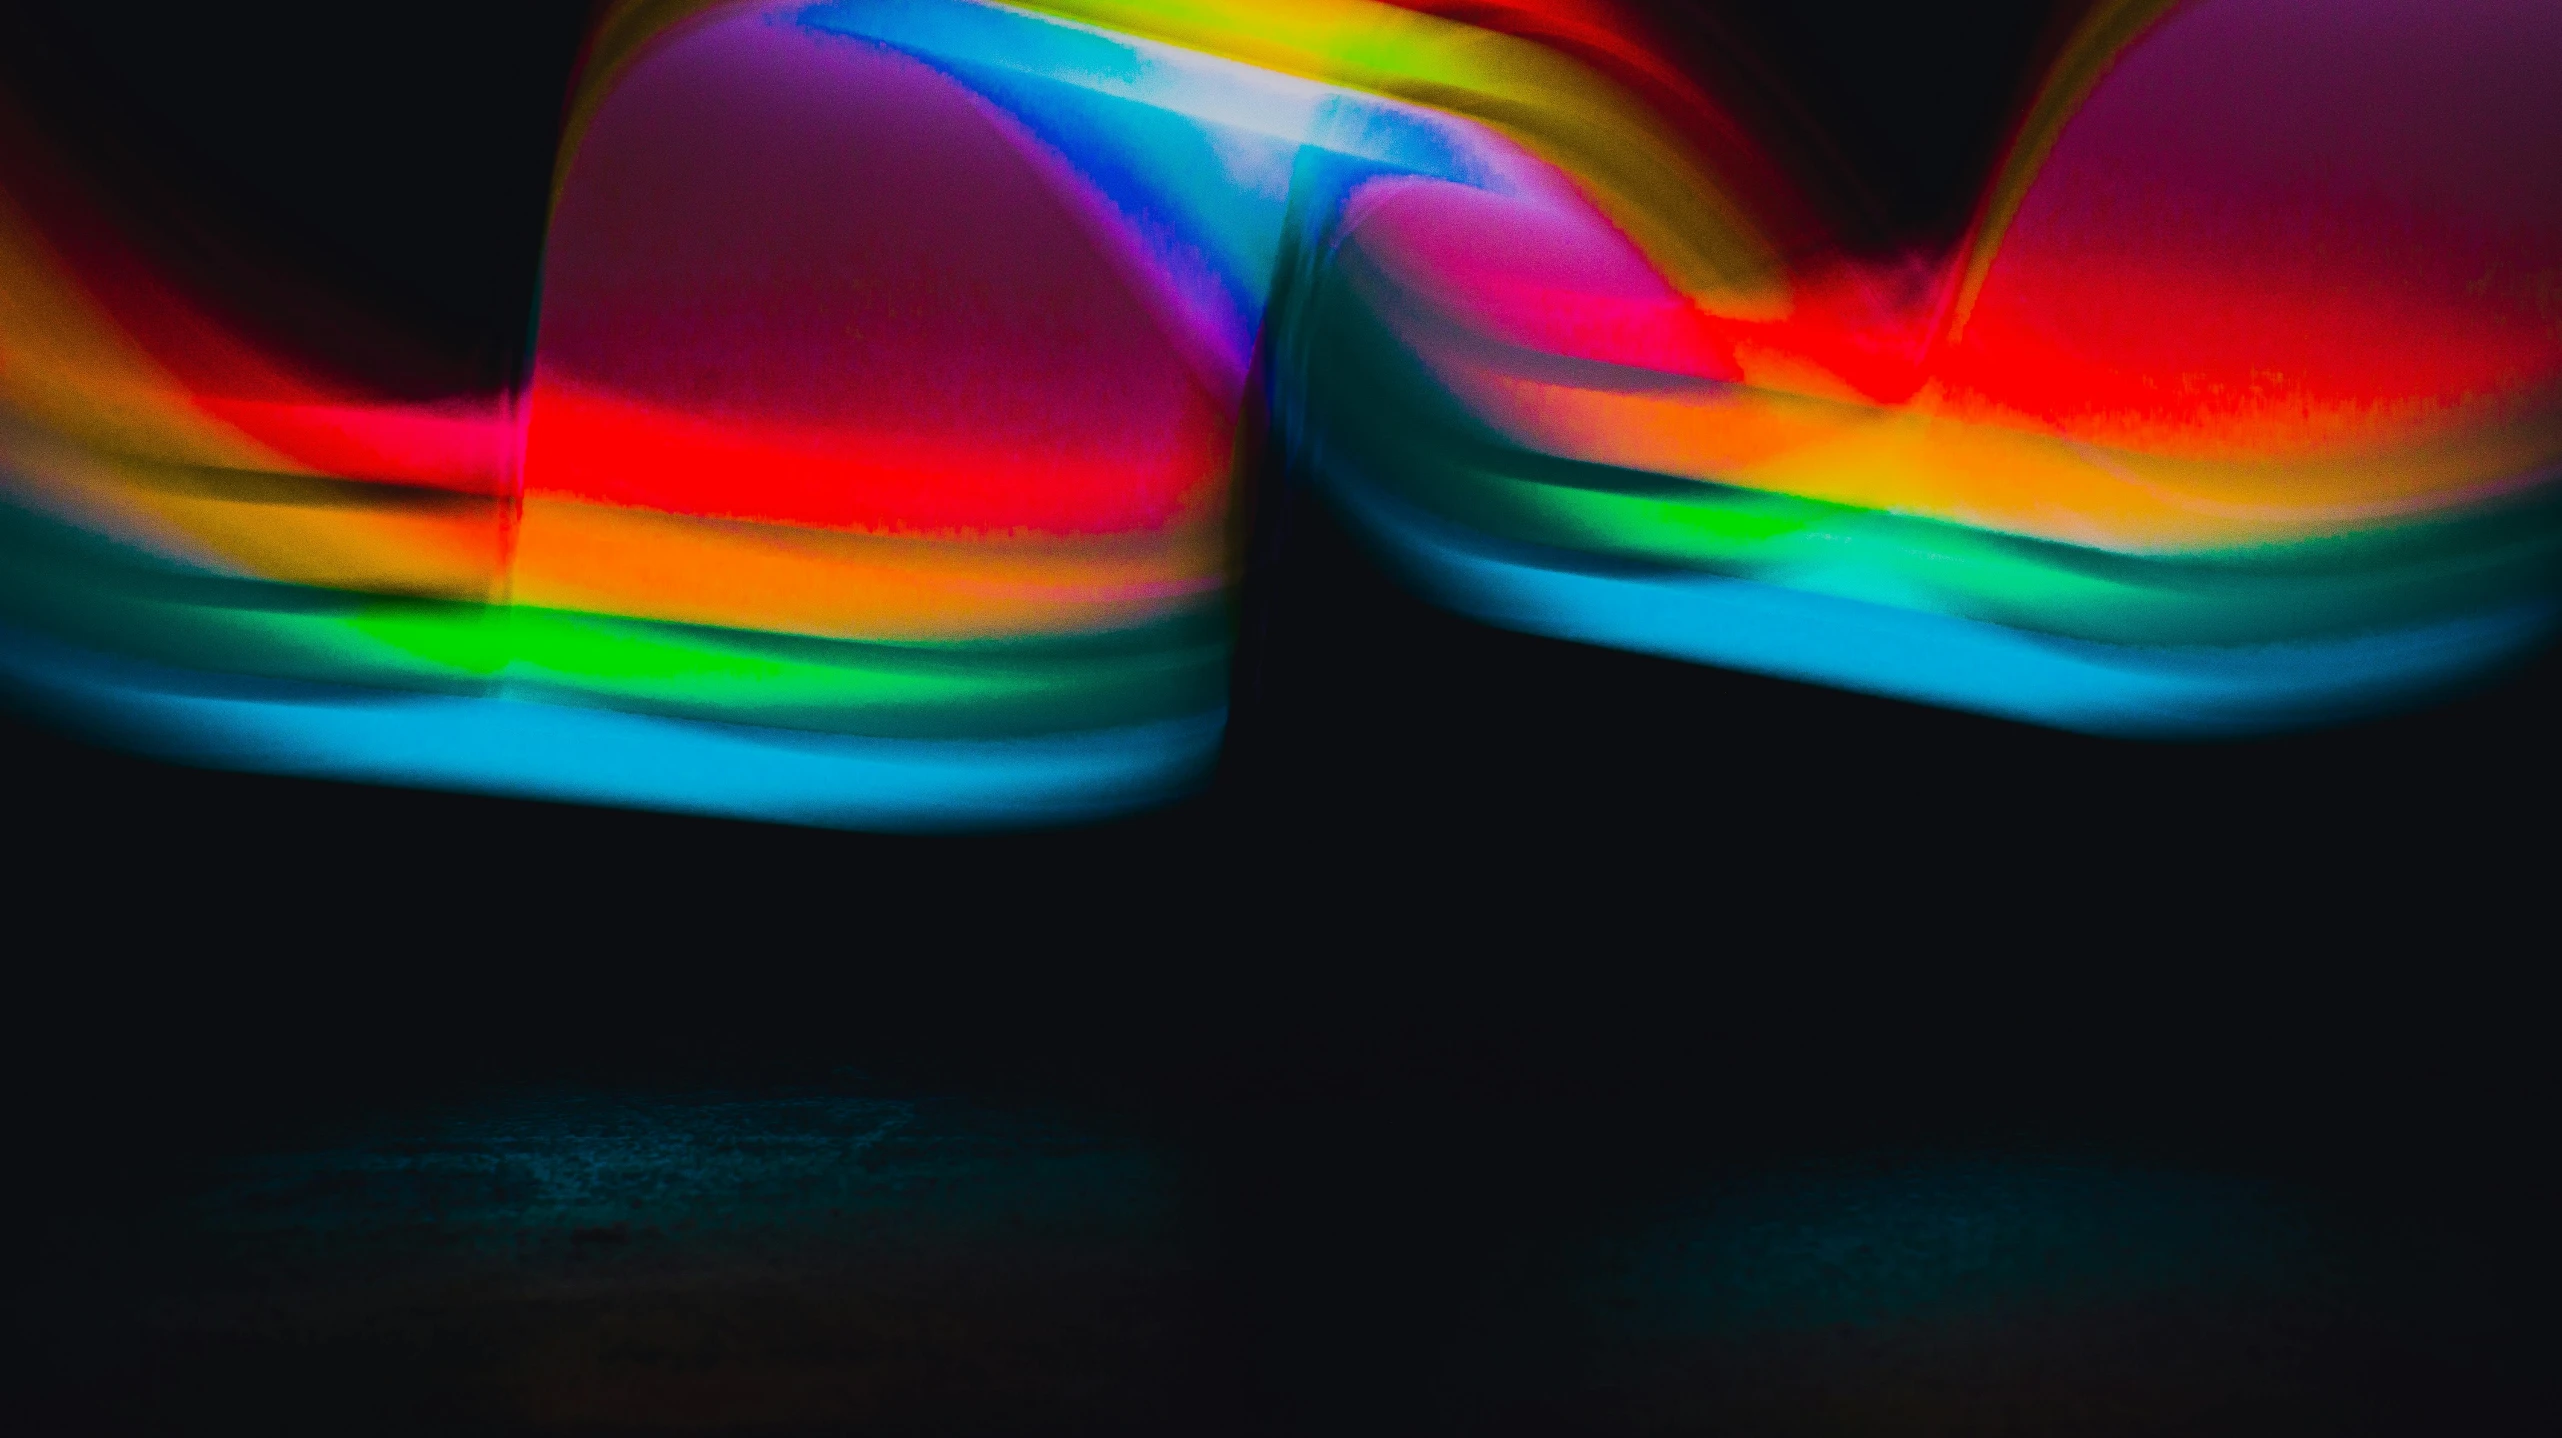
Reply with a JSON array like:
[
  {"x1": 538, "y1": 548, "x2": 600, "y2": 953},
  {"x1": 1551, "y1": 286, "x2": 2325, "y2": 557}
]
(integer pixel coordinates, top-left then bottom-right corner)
[
  {"x1": 1288, "y1": 0, "x2": 2562, "y2": 733},
  {"x1": 6, "y1": 0, "x2": 2557, "y2": 828}
]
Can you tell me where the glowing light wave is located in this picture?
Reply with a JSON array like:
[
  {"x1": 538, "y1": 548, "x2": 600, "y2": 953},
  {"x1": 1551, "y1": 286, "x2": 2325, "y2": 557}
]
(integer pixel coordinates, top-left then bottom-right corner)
[
  {"x1": 1278, "y1": 0, "x2": 2562, "y2": 732},
  {"x1": 3, "y1": 0, "x2": 2556, "y2": 825}
]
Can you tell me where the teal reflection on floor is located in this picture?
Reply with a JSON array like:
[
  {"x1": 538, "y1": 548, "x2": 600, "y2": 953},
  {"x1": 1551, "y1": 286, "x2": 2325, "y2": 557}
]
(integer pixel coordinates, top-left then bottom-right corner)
[{"x1": 126, "y1": 1088, "x2": 1196, "y2": 1437}]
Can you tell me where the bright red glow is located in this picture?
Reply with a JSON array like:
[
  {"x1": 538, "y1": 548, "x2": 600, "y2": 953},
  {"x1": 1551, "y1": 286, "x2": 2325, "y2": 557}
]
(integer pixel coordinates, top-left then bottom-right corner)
[
  {"x1": 522, "y1": 11, "x2": 1231, "y2": 536},
  {"x1": 1948, "y1": 0, "x2": 2562, "y2": 455}
]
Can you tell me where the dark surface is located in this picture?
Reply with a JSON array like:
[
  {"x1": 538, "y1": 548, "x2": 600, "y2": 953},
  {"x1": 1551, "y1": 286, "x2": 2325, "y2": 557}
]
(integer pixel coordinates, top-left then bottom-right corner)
[{"x1": 5, "y1": 3, "x2": 2555, "y2": 1435}]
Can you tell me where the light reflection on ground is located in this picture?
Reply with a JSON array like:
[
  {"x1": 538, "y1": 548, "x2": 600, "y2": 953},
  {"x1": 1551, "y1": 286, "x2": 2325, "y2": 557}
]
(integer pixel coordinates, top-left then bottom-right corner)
[{"x1": 118, "y1": 1087, "x2": 1197, "y2": 1436}]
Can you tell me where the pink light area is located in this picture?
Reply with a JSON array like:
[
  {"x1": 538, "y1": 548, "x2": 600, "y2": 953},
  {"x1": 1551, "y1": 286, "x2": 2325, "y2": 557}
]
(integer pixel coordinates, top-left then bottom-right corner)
[
  {"x1": 523, "y1": 6, "x2": 1231, "y2": 537},
  {"x1": 1950, "y1": 0, "x2": 2562, "y2": 450},
  {"x1": 1345, "y1": 177, "x2": 1742, "y2": 381}
]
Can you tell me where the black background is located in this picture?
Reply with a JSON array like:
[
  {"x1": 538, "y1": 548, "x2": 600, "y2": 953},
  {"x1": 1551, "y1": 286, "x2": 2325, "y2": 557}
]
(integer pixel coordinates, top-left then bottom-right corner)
[{"x1": 3, "y1": 4, "x2": 2552, "y2": 1436}]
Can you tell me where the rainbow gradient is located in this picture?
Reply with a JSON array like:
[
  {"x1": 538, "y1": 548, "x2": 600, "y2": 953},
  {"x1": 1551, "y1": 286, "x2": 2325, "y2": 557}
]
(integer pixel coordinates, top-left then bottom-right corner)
[{"x1": 3, "y1": 0, "x2": 2556, "y2": 826}]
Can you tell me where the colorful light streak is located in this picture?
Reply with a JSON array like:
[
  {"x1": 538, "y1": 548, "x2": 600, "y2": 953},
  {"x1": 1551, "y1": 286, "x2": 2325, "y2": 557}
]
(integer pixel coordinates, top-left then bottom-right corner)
[
  {"x1": 2, "y1": 0, "x2": 2557, "y2": 825},
  {"x1": 1279, "y1": 0, "x2": 2562, "y2": 732}
]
